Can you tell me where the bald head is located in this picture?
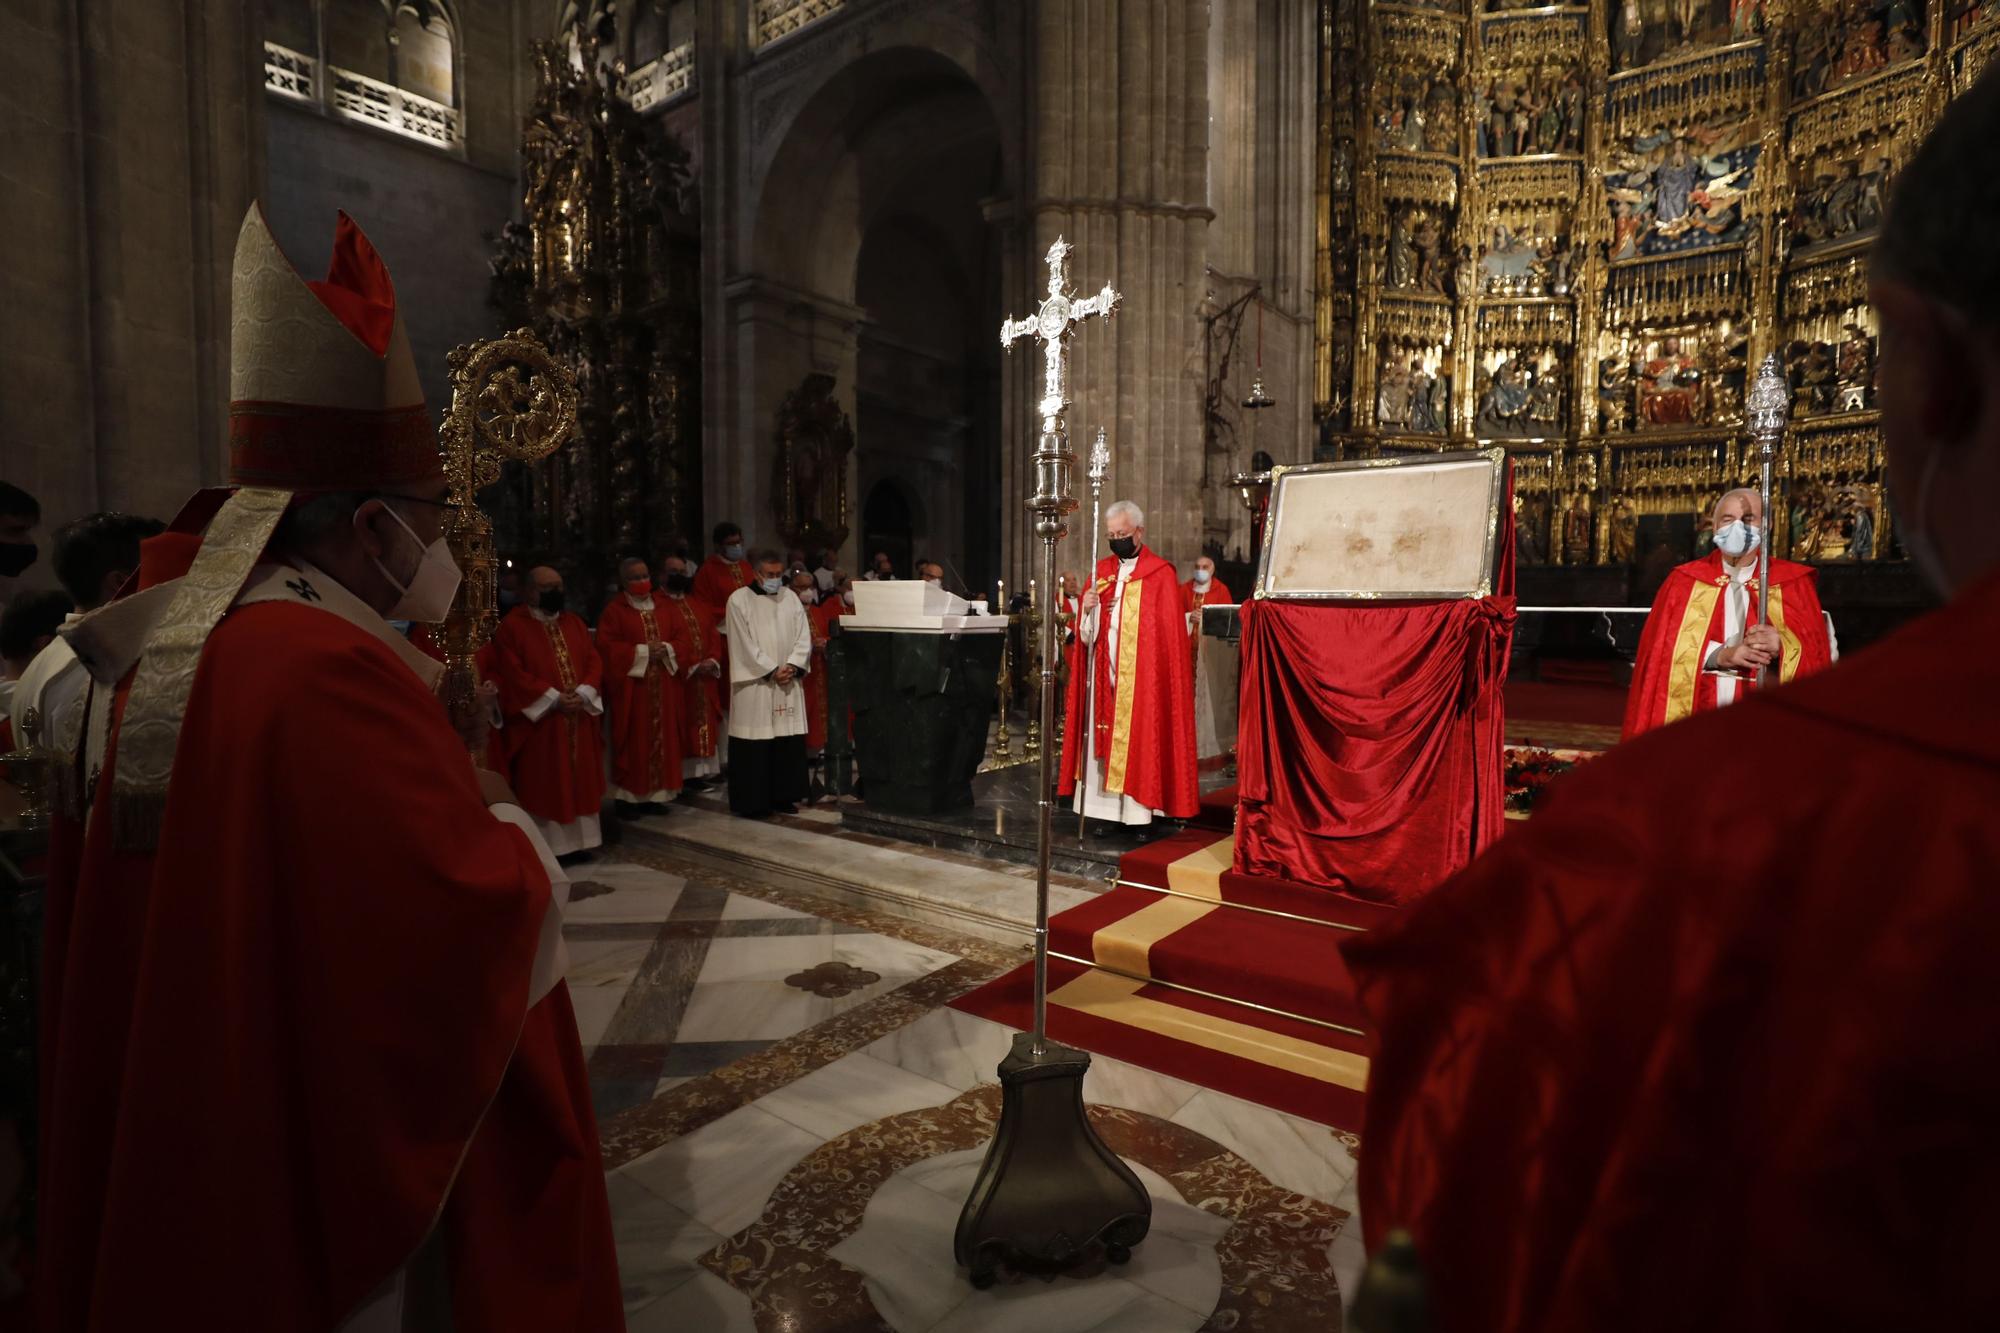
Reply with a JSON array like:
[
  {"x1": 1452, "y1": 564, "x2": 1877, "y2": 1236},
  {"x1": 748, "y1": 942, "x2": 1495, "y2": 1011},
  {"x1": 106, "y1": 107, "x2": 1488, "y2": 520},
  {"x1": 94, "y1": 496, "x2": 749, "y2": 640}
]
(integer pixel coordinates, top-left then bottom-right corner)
[
  {"x1": 1711, "y1": 488, "x2": 1763, "y2": 528},
  {"x1": 528, "y1": 566, "x2": 564, "y2": 612}
]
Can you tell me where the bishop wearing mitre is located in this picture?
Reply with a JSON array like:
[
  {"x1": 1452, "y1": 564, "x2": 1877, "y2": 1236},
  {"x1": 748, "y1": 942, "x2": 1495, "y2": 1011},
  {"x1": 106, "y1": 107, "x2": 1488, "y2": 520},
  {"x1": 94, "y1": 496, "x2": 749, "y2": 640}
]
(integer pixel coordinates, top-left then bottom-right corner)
[
  {"x1": 492, "y1": 564, "x2": 608, "y2": 856},
  {"x1": 598, "y1": 555, "x2": 684, "y2": 816},
  {"x1": 1059, "y1": 500, "x2": 1200, "y2": 824},
  {"x1": 38, "y1": 207, "x2": 619, "y2": 1329},
  {"x1": 1623, "y1": 487, "x2": 1833, "y2": 737}
]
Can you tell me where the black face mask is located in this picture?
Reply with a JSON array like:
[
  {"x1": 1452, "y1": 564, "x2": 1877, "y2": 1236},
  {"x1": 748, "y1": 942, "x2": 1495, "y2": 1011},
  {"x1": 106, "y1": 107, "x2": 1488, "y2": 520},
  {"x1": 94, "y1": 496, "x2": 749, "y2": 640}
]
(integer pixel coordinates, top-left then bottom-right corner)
[
  {"x1": 0, "y1": 540, "x2": 36, "y2": 578},
  {"x1": 537, "y1": 587, "x2": 565, "y2": 614},
  {"x1": 663, "y1": 573, "x2": 693, "y2": 595},
  {"x1": 1108, "y1": 536, "x2": 1139, "y2": 561}
]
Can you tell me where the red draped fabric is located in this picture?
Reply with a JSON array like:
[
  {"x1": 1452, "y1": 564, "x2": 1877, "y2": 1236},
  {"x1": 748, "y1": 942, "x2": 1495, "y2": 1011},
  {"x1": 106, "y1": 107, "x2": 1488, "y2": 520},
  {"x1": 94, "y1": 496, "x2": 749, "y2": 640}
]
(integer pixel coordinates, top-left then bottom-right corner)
[{"x1": 1233, "y1": 486, "x2": 1516, "y2": 903}]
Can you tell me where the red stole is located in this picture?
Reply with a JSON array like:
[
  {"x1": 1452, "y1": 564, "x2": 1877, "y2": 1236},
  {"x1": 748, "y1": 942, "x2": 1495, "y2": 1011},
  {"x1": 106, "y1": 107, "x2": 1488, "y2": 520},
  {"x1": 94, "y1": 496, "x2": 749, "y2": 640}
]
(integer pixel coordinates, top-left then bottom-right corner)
[
  {"x1": 597, "y1": 596, "x2": 685, "y2": 797},
  {"x1": 1056, "y1": 547, "x2": 1200, "y2": 818},
  {"x1": 1623, "y1": 550, "x2": 1831, "y2": 738},
  {"x1": 661, "y1": 594, "x2": 723, "y2": 759},
  {"x1": 490, "y1": 606, "x2": 606, "y2": 824}
]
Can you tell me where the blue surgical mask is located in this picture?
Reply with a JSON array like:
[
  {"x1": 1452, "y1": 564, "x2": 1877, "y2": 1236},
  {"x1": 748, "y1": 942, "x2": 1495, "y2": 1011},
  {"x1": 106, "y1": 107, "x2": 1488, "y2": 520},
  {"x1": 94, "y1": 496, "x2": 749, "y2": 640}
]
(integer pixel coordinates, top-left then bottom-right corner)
[
  {"x1": 1713, "y1": 519, "x2": 1761, "y2": 559},
  {"x1": 1193, "y1": 568, "x2": 1212, "y2": 585},
  {"x1": 725, "y1": 542, "x2": 746, "y2": 561},
  {"x1": 760, "y1": 576, "x2": 782, "y2": 593}
]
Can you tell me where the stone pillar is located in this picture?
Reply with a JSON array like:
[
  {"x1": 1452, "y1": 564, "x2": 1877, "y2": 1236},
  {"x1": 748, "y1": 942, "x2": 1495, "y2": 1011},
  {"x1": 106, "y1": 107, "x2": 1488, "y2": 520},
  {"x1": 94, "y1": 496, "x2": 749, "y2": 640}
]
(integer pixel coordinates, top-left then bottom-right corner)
[
  {"x1": 697, "y1": 0, "x2": 745, "y2": 540},
  {"x1": 1, "y1": 0, "x2": 263, "y2": 536},
  {"x1": 1019, "y1": 0, "x2": 1214, "y2": 575}
]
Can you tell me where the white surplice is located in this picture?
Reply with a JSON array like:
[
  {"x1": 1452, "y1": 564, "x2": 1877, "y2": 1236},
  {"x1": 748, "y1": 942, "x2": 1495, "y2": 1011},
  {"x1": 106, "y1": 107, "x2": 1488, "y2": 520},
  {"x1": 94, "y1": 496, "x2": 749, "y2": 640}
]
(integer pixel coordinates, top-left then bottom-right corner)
[{"x1": 724, "y1": 584, "x2": 812, "y2": 740}]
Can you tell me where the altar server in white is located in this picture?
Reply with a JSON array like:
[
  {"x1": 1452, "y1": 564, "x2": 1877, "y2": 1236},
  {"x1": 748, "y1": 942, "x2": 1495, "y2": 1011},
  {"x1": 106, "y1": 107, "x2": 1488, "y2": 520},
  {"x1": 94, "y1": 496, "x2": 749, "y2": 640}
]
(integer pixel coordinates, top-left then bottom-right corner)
[{"x1": 724, "y1": 549, "x2": 813, "y2": 818}]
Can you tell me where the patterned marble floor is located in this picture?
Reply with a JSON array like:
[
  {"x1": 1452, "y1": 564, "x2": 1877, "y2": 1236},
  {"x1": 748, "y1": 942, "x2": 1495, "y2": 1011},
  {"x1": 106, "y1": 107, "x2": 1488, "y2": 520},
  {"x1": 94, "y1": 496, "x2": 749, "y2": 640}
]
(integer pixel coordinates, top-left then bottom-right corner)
[{"x1": 564, "y1": 845, "x2": 1366, "y2": 1331}]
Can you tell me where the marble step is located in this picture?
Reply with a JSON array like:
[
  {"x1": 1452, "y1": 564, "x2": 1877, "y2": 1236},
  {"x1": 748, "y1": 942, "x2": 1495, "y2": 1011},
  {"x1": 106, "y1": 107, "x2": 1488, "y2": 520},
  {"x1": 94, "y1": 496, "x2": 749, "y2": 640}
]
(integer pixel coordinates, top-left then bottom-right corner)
[{"x1": 616, "y1": 805, "x2": 1105, "y2": 947}]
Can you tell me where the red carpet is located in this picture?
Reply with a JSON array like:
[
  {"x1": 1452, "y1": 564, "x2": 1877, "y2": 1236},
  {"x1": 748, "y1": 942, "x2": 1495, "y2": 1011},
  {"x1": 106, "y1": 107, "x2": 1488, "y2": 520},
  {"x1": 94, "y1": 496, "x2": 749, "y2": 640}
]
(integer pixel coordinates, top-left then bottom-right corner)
[
  {"x1": 951, "y1": 831, "x2": 1381, "y2": 1132},
  {"x1": 1504, "y1": 678, "x2": 1627, "y2": 751}
]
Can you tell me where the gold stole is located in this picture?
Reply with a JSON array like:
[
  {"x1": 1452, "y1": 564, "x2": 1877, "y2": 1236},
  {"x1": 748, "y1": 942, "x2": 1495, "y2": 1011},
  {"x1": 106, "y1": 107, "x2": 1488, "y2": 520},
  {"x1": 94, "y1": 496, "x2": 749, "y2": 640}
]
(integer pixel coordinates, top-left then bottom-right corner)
[
  {"x1": 1105, "y1": 577, "x2": 1145, "y2": 795},
  {"x1": 542, "y1": 617, "x2": 580, "y2": 761},
  {"x1": 639, "y1": 606, "x2": 665, "y2": 791},
  {"x1": 1664, "y1": 574, "x2": 1804, "y2": 725},
  {"x1": 672, "y1": 599, "x2": 714, "y2": 753}
]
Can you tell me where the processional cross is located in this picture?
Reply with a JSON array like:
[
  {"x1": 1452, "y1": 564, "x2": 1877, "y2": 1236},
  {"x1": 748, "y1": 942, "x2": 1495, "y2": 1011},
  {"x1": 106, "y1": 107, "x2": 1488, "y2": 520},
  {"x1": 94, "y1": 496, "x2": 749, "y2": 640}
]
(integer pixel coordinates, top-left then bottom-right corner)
[{"x1": 956, "y1": 237, "x2": 1149, "y2": 1290}]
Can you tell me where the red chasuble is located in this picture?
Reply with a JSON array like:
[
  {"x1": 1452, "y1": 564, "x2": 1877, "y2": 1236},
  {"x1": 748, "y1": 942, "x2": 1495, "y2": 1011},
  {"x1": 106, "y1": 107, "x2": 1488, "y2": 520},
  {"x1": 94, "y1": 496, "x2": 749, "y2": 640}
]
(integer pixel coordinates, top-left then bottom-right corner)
[
  {"x1": 1623, "y1": 549, "x2": 1831, "y2": 738},
  {"x1": 37, "y1": 559, "x2": 620, "y2": 1331},
  {"x1": 404, "y1": 622, "x2": 510, "y2": 773},
  {"x1": 597, "y1": 595, "x2": 685, "y2": 801},
  {"x1": 1341, "y1": 570, "x2": 2000, "y2": 1333},
  {"x1": 490, "y1": 606, "x2": 607, "y2": 826},
  {"x1": 1057, "y1": 547, "x2": 1200, "y2": 818},
  {"x1": 661, "y1": 593, "x2": 724, "y2": 760},
  {"x1": 1182, "y1": 576, "x2": 1236, "y2": 615},
  {"x1": 802, "y1": 597, "x2": 848, "y2": 752},
  {"x1": 692, "y1": 554, "x2": 753, "y2": 618}
]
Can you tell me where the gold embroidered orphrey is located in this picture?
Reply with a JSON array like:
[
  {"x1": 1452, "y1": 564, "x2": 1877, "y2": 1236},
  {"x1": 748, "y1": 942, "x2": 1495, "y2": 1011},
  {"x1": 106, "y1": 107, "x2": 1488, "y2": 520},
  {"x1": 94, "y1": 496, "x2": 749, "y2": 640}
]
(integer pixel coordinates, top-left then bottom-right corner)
[{"x1": 114, "y1": 487, "x2": 292, "y2": 849}]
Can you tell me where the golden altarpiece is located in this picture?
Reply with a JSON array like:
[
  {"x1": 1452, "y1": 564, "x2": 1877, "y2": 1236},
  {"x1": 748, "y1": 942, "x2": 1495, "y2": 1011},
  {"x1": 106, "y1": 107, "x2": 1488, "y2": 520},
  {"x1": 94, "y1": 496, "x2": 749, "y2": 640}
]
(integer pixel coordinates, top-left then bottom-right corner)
[
  {"x1": 1314, "y1": 0, "x2": 2000, "y2": 570},
  {"x1": 488, "y1": 20, "x2": 702, "y2": 589}
]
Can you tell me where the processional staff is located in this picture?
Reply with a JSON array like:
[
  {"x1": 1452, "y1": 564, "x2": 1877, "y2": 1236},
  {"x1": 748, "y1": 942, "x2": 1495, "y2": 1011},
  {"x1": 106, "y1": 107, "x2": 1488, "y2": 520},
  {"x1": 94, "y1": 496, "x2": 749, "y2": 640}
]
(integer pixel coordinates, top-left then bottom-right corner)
[
  {"x1": 1743, "y1": 352, "x2": 1789, "y2": 691},
  {"x1": 1078, "y1": 425, "x2": 1110, "y2": 840},
  {"x1": 955, "y1": 236, "x2": 1149, "y2": 1289},
  {"x1": 436, "y1": 328, "x2": 579, "y2": 746}
]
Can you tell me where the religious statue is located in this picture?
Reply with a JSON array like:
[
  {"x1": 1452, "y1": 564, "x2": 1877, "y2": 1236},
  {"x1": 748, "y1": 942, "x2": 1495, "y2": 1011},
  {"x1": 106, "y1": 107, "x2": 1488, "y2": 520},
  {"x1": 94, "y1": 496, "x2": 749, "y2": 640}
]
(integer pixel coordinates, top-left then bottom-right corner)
[
  {"x1": 1791, "y1": 339, "x2": 1837, "y2": 413},
  {"x1": 1413, "y1": 214, "x2": 1446, "y2": 293},
  {"x1": 1563, "y1": 487, "x2": 1594, "y2": 563},
  {"x1": 1640, "y1": 336, "x2": 1704, "y2": 425},
  {"x1": 1423, "y1": 86, "x2": 1458, "y2": 154},
  {"x1": 770, "y1": 371, "x2": 856, "y2": 552},
  {"x1": 1845, "y1": 485, "x2": 1878, "y2": 559},
  {"x1": 1616, "y1": 0, "x2": 1647, "y2": 68},
  {"x1": 1387, "y1": 212, "x2": 1417, "y2": 289},
  {"x1": 1377, "y1": 360, "x2": 1412, "y2": 428},
  {"x1": 1837, "y1": 324, "x2": 1875, "y2": 411},
  {"x1": 1528, "y1": 371, "x2": 1563, "y2": 431},
  {"x1": 1609, "y1": 496, "x2": 1639, "y2": 564},
  {"x1": 1514, "y1": 494, "x2": 1545, "y2": 564},
  {"x1": 1476, "y1": 356, "x2": 1535, "y2": 435},
  {"x1": 1407, "y1": 360, "x2": 1444, "y2": 433},
  {"x1": 1556, "y1": 74, "x2": 1585, "y2": 153},
  {"x1": 1598, "y1": 356, "x2": 1636, "y2": 433},
  {"x1": 1656, "y1": 138, "x2": 1699, "y2": 227}
]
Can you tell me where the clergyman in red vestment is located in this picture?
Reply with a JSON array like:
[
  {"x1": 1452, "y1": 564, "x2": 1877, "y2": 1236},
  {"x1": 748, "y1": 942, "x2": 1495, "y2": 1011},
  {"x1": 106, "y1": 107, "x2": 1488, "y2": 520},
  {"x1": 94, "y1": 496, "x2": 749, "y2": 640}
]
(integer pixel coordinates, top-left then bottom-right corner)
[
  {"x1": 1623, "y1": 486, "x2": 1833, "y2": 738},
  {"x1": 1058, "y1": 499, "x2": 1199, "y2": 824},
  {"x1": 36, "y1": 205, "x2": 619, "y2": 1331},
  {"x1": 659, "y1": 552, "x2": 724, "y2": 786},
  {"x1": 597, "y1": 555, "x2": 684, "y2": 816},
  {"x1": 491, "y1": 565, "x2": 607, "y2": 857},
  {"x1": 1341, "y1": 74, "x2": 2000, "y2": 1331}
]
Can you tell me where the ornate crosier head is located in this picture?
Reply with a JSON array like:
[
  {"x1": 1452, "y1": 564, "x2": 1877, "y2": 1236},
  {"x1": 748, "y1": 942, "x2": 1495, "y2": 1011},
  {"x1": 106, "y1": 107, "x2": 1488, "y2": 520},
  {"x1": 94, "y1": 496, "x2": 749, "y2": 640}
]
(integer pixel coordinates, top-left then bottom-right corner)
[
  {"x1": 1746, "y1": 352, "x2": 1790, "y2": 447},
  {"x1": 1045, "y1": 237, "x2": 1071, "y2": 296},
  {"x1": 1088, "y1": 426, "x2": 1110, "y2": 484}
]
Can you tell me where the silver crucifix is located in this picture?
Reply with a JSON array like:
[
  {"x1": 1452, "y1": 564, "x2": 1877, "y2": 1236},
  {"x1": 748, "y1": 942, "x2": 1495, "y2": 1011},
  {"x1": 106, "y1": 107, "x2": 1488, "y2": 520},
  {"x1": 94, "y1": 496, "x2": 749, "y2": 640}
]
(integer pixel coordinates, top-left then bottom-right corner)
[{"x1": 999, "y1": 235, "x2": 1120, "y2": 1053}]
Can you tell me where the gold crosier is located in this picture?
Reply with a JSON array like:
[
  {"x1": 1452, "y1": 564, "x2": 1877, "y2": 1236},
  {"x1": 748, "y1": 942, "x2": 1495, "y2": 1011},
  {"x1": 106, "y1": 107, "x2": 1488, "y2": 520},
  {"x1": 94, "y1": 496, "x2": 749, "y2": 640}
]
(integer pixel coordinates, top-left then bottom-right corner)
[{"x1": 436, "y1": 327, "x2": 579, "y2": 749}]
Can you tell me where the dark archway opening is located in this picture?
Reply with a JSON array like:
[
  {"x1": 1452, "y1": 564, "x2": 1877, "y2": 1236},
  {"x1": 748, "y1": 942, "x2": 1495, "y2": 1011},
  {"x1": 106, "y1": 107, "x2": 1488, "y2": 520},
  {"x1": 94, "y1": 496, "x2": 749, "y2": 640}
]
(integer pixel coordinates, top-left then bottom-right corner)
[{"x1": 861, "y1": 479, "x2": 917, "y2": 578}]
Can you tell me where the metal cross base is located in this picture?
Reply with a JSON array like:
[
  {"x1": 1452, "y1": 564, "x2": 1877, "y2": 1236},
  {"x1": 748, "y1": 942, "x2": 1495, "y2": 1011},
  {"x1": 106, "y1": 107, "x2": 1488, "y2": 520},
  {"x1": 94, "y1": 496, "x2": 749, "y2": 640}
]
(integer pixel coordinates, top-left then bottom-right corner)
[{"x1": 952, "y1": 1032, "x2": 1153, "y2": 1289}]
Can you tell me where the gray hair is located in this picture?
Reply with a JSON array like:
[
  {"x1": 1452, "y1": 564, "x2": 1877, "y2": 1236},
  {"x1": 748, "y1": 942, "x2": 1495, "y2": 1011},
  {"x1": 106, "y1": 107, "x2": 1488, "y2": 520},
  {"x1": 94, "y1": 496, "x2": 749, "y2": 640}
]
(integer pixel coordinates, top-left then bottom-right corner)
[
  {"x1": 618, "y1": 555, "x2": 650, "y2": 581},
  {"x1": 748, "y1": 546, "x2": 786, "y2": 568},
  {"x1": 1711, "y1": 487, "x2": 1762, "y2": 524},
  {"x1": 1105, "y1": 499, "x2": 1145, "y2": 527}
]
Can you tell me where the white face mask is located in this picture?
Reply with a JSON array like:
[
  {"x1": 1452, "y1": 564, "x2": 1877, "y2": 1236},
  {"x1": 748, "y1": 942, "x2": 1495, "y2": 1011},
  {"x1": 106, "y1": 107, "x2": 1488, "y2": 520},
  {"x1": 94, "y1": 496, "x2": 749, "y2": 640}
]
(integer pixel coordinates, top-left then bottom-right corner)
[
  {"x1": 926, "y1": 576, "x2": 942, "y2": 587},
  {"x1": 759, "y1": 576, "x2": 783, "y2": 594},
  {"x1": 1713, "y1": 518, "x2": 1762, "y2": 559},
  {"x1": 1193, "y1": 568, "x2": 1212, "y2": 585},
  {"x1": 365, "y1": 501, "x2": 461, "y2": 624},
  {"x1": 797, "y1": 587, "x2": 818, "y2": 605}
]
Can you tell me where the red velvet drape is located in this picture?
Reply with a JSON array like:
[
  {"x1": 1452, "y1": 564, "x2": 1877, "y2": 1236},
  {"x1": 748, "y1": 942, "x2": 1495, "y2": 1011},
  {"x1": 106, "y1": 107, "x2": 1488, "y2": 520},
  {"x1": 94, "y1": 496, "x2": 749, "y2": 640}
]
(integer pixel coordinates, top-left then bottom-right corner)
[{"x1": 1234, "y1": 483, "x2": 1517, "y2": 904}]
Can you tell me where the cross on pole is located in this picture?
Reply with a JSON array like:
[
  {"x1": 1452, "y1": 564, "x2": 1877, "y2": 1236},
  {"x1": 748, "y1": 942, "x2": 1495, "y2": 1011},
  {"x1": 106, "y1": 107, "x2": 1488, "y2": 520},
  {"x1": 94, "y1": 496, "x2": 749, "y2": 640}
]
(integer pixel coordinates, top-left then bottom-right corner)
[
  {"x1": 999, "y1": 235, "x2": 1119, "y2": 1053},
  {"x1": 1001, "y1": 236, "x2": 1121, "y2": 461}
]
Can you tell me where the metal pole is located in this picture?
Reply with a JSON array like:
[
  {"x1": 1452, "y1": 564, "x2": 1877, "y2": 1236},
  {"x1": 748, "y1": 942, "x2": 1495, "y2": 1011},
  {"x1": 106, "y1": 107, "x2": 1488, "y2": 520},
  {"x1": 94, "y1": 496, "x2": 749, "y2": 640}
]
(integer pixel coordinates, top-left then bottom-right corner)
[
  {"x1": 1034, "y1": 525, "x2": 1059, "y2": 1050},
  {"x1": 1745, "y1": 353, "x2": 1789, "y2": 691},
  {"x1": 1078, "y1": 427, "x2": 1110, "y2": 840}
]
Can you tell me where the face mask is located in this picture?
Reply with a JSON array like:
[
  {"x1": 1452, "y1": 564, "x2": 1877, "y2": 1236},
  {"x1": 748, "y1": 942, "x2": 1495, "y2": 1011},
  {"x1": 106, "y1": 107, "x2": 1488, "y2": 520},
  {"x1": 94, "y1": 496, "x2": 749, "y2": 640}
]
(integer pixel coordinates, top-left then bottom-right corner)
[
  {"x1": 1109, "y1": 535, "x2": 1139, "y2": 560},
  {"x1": 626, "y1": 579, "x2": 652, "y2": 598},
  {"x1": 724, "y1": 542, "x2": 746, "y2": 561},
  {"x1": 538, "y1": 587, "x2": 565, "y2": 614},
  {"x1": 1712, "y1": 519, "x2": 1761, "y2": 559},
  {"x1": 798, "y1": 588, "x2": 818, "y2": 604},
  {"x1": 366, "y1": 502, "x2": 462, "y2": 624},
  {"x1": 1194, "y1": 569, "x2": 1212, "y2": 586},
  {"x1": 0, "y1": 540, "x2": 35, "y2": 578},
  {"x1": 926, "y1": 576, "x2": 942, "y2": 587},
  {"x1": 664, "y1": 573, "x2": 693, "y2": 595},
  {"x1": 1893, "y1": 445, "x2": 1951, "y2": 596},
  {"x1": 759, "y1": 576, "x2": 783, "y2": 594}
]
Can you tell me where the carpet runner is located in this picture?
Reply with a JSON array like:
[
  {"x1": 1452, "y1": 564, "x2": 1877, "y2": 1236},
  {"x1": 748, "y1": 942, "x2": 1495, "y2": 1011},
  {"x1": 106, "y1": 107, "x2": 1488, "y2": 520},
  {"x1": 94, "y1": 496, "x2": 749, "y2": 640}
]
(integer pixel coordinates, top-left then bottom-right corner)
[{"x1": 951, "y1": 829, "x2": 1391, "y2": 1132}]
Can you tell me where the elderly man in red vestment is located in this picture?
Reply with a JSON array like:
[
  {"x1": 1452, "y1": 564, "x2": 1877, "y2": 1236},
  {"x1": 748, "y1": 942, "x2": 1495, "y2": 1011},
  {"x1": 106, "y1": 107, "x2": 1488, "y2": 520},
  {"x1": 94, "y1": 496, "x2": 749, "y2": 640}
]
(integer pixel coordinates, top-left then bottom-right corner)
[
  {"x1": 492, "y1": 565, "x2": 606, "y2": 858},
  {"x1": 1182, "y1": 553, "x2": 1233, "y2": 651},
  {"x1": 1622, "y1": 486, "x2": 1833, "y2": 737},
  {"x1": 659, "y1": 551, "x2": 724, "y2": 789},
  {"x1": 598, "y1": 554, "x2": 683, "y2": 818},
  {"x1": 1342, "y1": 71, "x2": 2000, "y2": 1332},
  {"x1": 1058, "y1": 500, "x2": 1199, "y2": 825},
  {"x1": 37, "y1": 205, "x2": 619, "y2": 1331}
]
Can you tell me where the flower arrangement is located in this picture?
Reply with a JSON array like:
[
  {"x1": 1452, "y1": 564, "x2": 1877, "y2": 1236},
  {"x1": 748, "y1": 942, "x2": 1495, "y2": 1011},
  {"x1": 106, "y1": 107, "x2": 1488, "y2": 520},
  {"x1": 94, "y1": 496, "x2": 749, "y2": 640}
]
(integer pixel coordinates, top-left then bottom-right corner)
[{"x1": 1504, "y1": 746, "x2": 1595, "y2": 814}]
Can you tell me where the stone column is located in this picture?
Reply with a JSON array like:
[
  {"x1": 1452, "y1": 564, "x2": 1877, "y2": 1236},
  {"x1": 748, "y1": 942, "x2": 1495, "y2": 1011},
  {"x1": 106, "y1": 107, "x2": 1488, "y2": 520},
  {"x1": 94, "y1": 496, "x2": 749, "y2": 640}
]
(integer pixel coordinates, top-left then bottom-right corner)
[{"x1": 1, "y1": 0, "x2": 263, "y2": 534}]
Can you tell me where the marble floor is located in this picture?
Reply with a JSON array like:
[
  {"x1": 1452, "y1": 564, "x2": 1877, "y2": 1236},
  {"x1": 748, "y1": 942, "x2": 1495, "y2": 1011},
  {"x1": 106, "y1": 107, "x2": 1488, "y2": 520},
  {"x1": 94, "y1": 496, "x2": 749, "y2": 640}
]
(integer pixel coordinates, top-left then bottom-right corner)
[{"x1": 565, "y1": 844, "x2": 1366, "y2": 1331}]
